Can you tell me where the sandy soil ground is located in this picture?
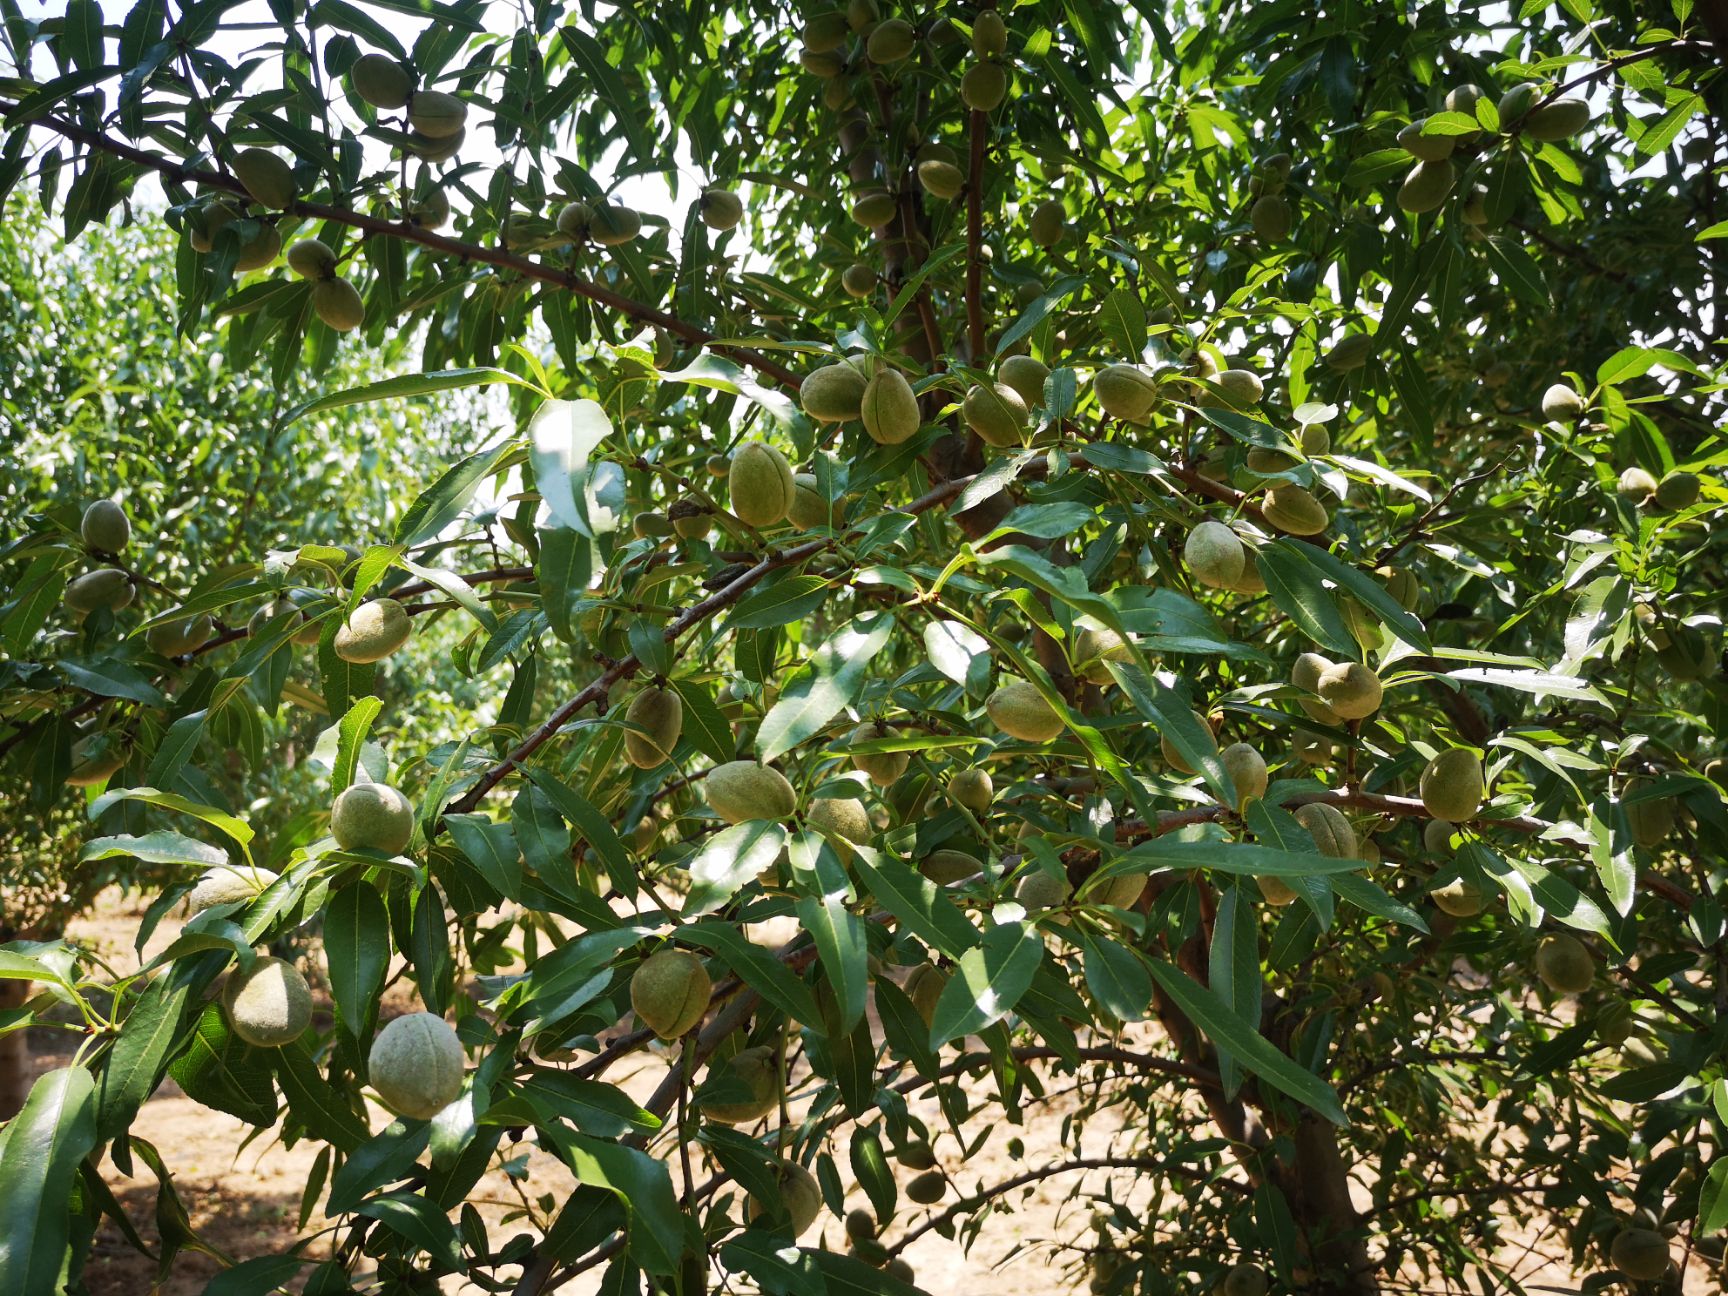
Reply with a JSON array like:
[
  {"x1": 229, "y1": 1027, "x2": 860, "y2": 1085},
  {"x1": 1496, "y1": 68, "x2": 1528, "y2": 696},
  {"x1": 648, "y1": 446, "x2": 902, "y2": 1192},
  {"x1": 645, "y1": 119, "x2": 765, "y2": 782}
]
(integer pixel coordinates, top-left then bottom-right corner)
[{"x1": 10, "y1": 890, "x2": 1705, "y2": 1294}]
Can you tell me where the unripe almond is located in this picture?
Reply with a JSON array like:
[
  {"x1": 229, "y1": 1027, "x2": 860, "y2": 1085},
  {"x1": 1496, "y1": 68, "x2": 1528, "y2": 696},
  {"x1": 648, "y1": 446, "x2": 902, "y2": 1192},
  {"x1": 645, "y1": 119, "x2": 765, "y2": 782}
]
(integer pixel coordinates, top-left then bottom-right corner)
[
  {"x1": 1258, "y1": 875, "x2": 1299, "y2": 906},
  {"x1": 849, "y1": 722, "x2": 910, "y2": 786},
  {"x1": 404, "y1": 125, "x2": 464, "y2": 161},
  {"x1": 907, "y1": 1170, "x2": 947, "y2": 1204},
  {"x1": 1376, "y1": 564, "x2": 1420, "y2": 610},
  {"x1": 1624, "y1": 787, "x2": 1674, "y2": 849},
  {"x1": 233, "y1": 147, "x2": 295, "y2": 210},
  {"x1": 840, "y1": 263, "x2": 875, "y2": 297},
  {"x1": 905, "y1": 962, "x2": 946, "y2": 1025},
  {"x1": 803, "y1": 10, "x2": 849, "y2": 52},
  {"x1": 1183, "y1": 520, "x2": 1246, "y2": 589},
  {"x1": 313, "y1": 276, "x2": 365, "y2": 332},
  {"x1": 866, "y1": 18, "x2": 915, "y2": 62},
  {"x1": 1027, "y1": 199, "x2": 1065, "y2": 247},
  {"x1": 1325, "y1": 334, "x2": 1374, "y2": 371},
  {"x1": 729, "y1": 442, "x2": 796, "y2": 527},
  {"x1": 1160, "y1": 710, "x2": 1212, "y2": 774},
  {"x1": 946, "y1": 767, "x2": 993, "y2": 813},
  {"x1": 232, "y1": 222, "x2": 281, "y2": 272},
  {"x1": 146, "y1": 613, "x2": 215, "y2": 658},
  {"x1": 851, "y1": 191, "x2": 898, "y2": 228},
  {"x1": 700, "y1": 187, "x2": 743, "y2": 231},
  {"x1": 624, "y1": 687, "x2": 683, "y2": 768},
  {"x1": 1203, "y1": 368, "x2": 1263, "y2": 409},
  {"x1": 986, "y1": 680, "x2": 1064, "y2": 742},
  {"x1": 1016, "y1": 868, "x2": 1071, "y2": 912},
  {"x1": 971, "y1": 10, "x2": 1007, "y2": 56},
  {"x1": 961, "y1": 61, "x2": 1008, "y2": 112},
  {"x1": 1496, "y1": 82, "x2": 1542, "y2": 126},
  {"x1": 1220, "y1": 742, "x2": 1268, "y2": 809},
  {"x1": 801, "y1": 361, "x2": 868, "y2": 422},
  {"x1": 1430, "y1": 875, "x2": 1483, "y2": 917},
  {"x1": 1654, "y1": 471, "x2": 1700, "y2": 511},
  {"x1": 631, "y1": 948, "x2": 711, "y2": 1038},
  {"x1": 332, "y1": 781, "x2": 415, "y2": 853},
  {"x1": 1250, "y1": 193, "x2": 1291, "y2": 242},
  {"x1": 333, "y1": 597, "x2": 410, "y2": 663},
  {"x1": 788, "y1": 473, "x2": 844, "y2": 530},
  {"x1": 1262, "y1": 485, "x2": 1329, "y2": 535},
  {"x1": 862, "y1": 368, "x2": 920, "y2": 444},
  {"x1": 1617, "y1": 467, "x2": 1658, "y2": 504},
  {"x1": 702, "y1": 1045, "x2": 778, "y2": 1124},
  {"x1": 1534, "y1": 932, "x2": 1593, "y2": 995},
  {"x1": 589, "y1": 202, "x2": 641, "y2": 246},
  {"x1": 287, "y1": 238, "x2": 337, "y2": 279},
  {"x1": 1420, "y1": 748, "x2": 1484, "y2": 822},
  {"x1": 799, "y1": 47, "x2": 845, "y2": 77},
  {"x1": 350, "y1": 53, "x2": 414, "y2": 110},
  {"x1": 1541, "y1": 382, "x2": 1584, "y2": 421},
  {"x1": 705, "y1": 760, "x2": 797, "y2": 824},
  {"x1": 916, "y1": 158, "x2": 965, "y2": 199},
  {"x1": 1397, "y1": 159, "x2": 1454, "y2": 213},
  {"x1": 369, "y1": 1012, "x2": 465, "y2": 1119},
  {"x1": 64, "y1": 568, "x2": 134, "y2": 616},
  {"x1": 223, "y1": 956, "x2": 313, "y2": 1047},
  {"x1": 1397, "y1": 119, "x2": 1455, "y2": 162},
  {"x1": 80, "y1": 499, "x2": 130, "y2": 552},
  {"x1": 1525, "y1": 98, "x2": 1589, "y2": 141},
  {"x1": 807, "y1": 797, "x2": 871, "y2": 857},
  {"x1": 1074, "y1": 626, "x2": 1129, "y2": 684},
  {"x1": 1294, "y1": 801, "x2": 1357, "y2": 859},
  {"x1": 920, "y1": 849, "x2": 981, "y2": 884},
  {"x1": 962, "y1": 382, "x2": 1029, "y2": 447},
  {"x1": 407, "y1": 89, "x2": 467, "y2": 138},
  {"x1": 1423, "y1": 819, "x2": 1455, "y2": 855},
  {"x1": 1316, "y1": 661, "x2": 1382, "y2": 720},
  {"x1": 998, "y1": 355, "x2": 1049, "y2": 408},
  {"x1": 1609, "y1": 1228, "x2": 1670, "y2": 1281},
  {"x1": 1093, "y1": 364, "x2": 1159, "y2": 423}
]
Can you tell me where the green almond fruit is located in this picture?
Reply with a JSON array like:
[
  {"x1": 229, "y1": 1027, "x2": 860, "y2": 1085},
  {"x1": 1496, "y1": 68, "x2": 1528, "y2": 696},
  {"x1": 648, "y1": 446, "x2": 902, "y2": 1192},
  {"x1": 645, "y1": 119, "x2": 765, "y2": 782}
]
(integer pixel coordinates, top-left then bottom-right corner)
[
  {"x1": 1325, "y1": 333, "x2": 1374, "y2": 371},
  {"x1": 998, "y1": 355, "x2": 1049, "y2": 408},
  {"x1": 1316, "y1": 661, "x2": 1382, "y2": 720},
  {"x1": 919, "y1": 849, "x2": 981, "y2": 885},
  {"x1": 313, "y1": 276, "x2": 365, "y2": 333},
  {"x1": 1655, "y1": 624, "x2": 1715, "y2": 679},
  {"x1": 222, "y1": 956, "x2": 312, "y2": 1048},
  {"x1": 187, "y1": 201, "x2": 237, "y2": 254},
  {"x1": 146, "y1": 613, "x2": 215, "y2": 658},
  {"x1": 233, "y1": 147, "x2": 295, "y2": 210},
  {"x1": 287, "y1": 238, "x2": 337, "y2": 280},
  {"x1": 631, "y1": 948, "x2": 711, "y2": 1039},
  {"x1": 407, "y1": 89, "x2": 467, "y2": 138},
  {"x1": 1204, "y1": 368, "x2": 1263, "y2": 409},
  {"x1": 1183, "y1": 520, "x2": 1245, "y2": 589},
  {"x1": 749, "y1": 1161, "x2": 822, "y2": 1236},
  {"x1": 1258, "y1": 875, "x2": 1299, "y2": 906},
  {"x1": 946, "y1": 767, "x2": 993, "y2": 813},
  {"x1": 669, "y1": 498, "x2": 710, "y2": 539},
  {"x1": 232, "y1": 222, "x2": 281, "y2": 272},
  {"x1": 845, "y1": 1208, "x2": 878, "y2": 1242},
  {"x1": 1596, "y1": 998, "x2": 1635, "y2": 1046},
  {"x1": 808, "y1": 795, "x2": 870, "y2": 847},
  {"x1": 1534, "y1": 932, "x2": 1593, "y2": 995},
  {"x1": 803, "y1": 10, "x2": 849, "y2": 52},
  {"x1": 987, "y1": 679, "x2": 1063, "y2": 742},
  {"x1": 729, "y1": 442, "x2": 796, "y2": 528},
  {"x1": 65, "y1": 736, "x2": 126, "y2": 787},
  {"x1": 861, "y1": 368, "x2": 920, "y2": 444},
  {"x1": 1074, "y1": 626, "x2": 1129, "y2": 684},
  {"x1": 706, "y1": 760, "x2": 797, "y2": 824},
  {"x1": 1420, "y1": 748, "x2": 1484, "y2": 822},
  {"x1": 1610, "y1": 1228, "x2": 1670, "y2": 1281},
  {"x1": 404, "y1": 125, "x2": 465, "y2": 161},
  {"x1": 1616, "y1": 467, "x2": 1658, "y2": 504},
  {"x1": 788, "y1": 472, "x2": 843, "y2": 530},
  {"x1": 972, "y1": 10, "x2": 1007, "y2": 56},
  {"x1": 1496, "y1": 82, "x2": 1543, "y2": 127},
  {"x1": 1093, "y1": 363, "x2": 1160, "y2": 423},
  {"x1": 962, "y1": 381, "x2": 1029, "y2": 447},
  {"x1": 905, "y1": 963, "x2": 946, "y2": 1025},
  {"x1": 332, "y1": 781, "x2": 414, "y2": 854},
  {"x1": 1293, "y1": 732, "x2": 1334, "y2": 765},
  {"x1": 1461, "y1": 186, "x2": 1490, "y2": 225},
  {"x1": 1245, "y1": 445, "x2": 1298, "y2": 474},
  {"x1": 1250, "y1": 193, "x2": 1291, "y2": 242},
  {"x1": 1423, "y1": 819, "x2": 1455, "y2": 855},
  {"x1": 700, "y1": 187, "x2": 744, "y2": 231},
  {"x1": 840, "y1": 263, "x2": 876, "y2": 297},
  {"x1": 1262, "y1": 484, "x2": 1329, "y2": 535},
  {"x1": 1654, "y1": 470, "x2": 1700, "y2": 511},
  {"x1": 351, "y1": 53, "x2": 414, "y2": 109},
  {"x1": 186, "y1": 864, "x2": 279, "y2": 915},
  {"x1": 1376, "y1": 564, "x2": 1420, "y2": 610},
  {"x1": 1291, "y1": 652, "x2": 1333, "y2": 694},
  {"x1": 1397, "y1": 158, "x2": 1455, "y2": 213},
  {"x1": 1223, "y1": 1264, "x2": 1269, "y2": 1296},
  {"x1": 702, "y1": 1045, "x2": 779, "y2": 1124},
  {"x1": 1160, "y1": 709, "x2": 1211, "y2": 774},
  {"x1": 370, "y1": 1012, "x2": 465, "y2": 1118},
  {"x1": 845, "y1": 0, "x2": 877, "y2": 30},
  {"x1": 1445, "y1": 83, "x2": 1484, "y2": 118},
  {"x1": 80, "y1": 499, "x2": 130, "y2": 552},
  {"x1": 64, "y1": 568, "x2": 134, "y2": 616},
  {"x1": 1016, "y1": 868, "x2": 1072, "y2": 912},
  {"x1": 1625, "y1": 790, "x2": 1675, "y2": 849},
  {"x1": 961, "y1": 61, "x2": 1008, "y2": 112},
  {"x1": 906, "y1": 1170, "x2": 947, "y2": 1204},
  {"x1": 409, "y1": 186, "x2": 450, "y2": 230},
  {"x1": 851, "y1": 190, "x2": 898, "y2": 228},
  {"x1": 333, "y1": 596, "x2": 410, "y2": 663},
  {"x1": 1294, "y1": 801, "x2": 1356, "y2": 859},
  {"x1": 866, "y1": 17, "x2": 915, "y2": 62},
  {"x1": 1220, "y1": 742, "x2": 1268, "y2": 810},
  {"x1": 589, "y1": 202, "x2": 640, "y2": 246},
  {"x1": 556, "y1": 200, "x2": 594, "y2": 240},
  {"x1": 1526, "y1": 97, "x2": 1589, "y2": 141},
  {"x1": 799, "y1": 46, "x2": 845, "y2": 77},
  {"x1": 916, "y1": 158, "x2": 965, "y2": 199},
  {"x1": 1430, "y1": 875, "x2": 1484, "y2": 918},
  {"x1": 624, "y1": 687, "x2": 683, "y2": 769},
  {"x1": 849, "y1": 722, "x2": 910, "y2": 786},
  {"x1": 1540, "y1": 382, "x2": 1584, "y2": 421},
  {"x1": 1027, "y1": 198, "x2": 1065, "y2": 247},
  {"x1": 1396, "y1": 119, "x2": 1455, "y2": 162}
]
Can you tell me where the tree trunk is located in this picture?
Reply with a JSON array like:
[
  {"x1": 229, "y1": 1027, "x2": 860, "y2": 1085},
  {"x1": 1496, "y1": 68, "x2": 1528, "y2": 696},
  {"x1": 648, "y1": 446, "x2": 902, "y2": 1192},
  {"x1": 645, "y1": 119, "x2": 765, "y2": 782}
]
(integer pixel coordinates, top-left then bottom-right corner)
[
  {"x1": 0, "y1": 978, "x2": 31, "y2": 1119},
  {"x1": 1273, "y1": 1116, "x2": 1379, "y2": 1295}
]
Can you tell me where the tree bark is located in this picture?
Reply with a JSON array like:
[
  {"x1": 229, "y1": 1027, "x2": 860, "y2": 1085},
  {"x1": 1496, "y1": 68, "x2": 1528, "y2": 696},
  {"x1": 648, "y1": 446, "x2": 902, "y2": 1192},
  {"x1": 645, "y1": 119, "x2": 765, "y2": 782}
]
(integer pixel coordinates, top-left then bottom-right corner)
[{"x1": 0, "y1": 978, "x2": 32, "y2": 1120}]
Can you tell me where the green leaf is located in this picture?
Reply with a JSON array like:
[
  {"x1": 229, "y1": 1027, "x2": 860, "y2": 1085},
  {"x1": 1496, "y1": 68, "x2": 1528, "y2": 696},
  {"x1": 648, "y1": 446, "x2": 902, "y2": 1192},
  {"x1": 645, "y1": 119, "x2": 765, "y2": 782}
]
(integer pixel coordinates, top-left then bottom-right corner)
[
  {"x1": 324, "y1": 884, "x2": 389, "y2": 1039},
  {"x1": 279, "y1": 368, "x2": 541, "y2": 428},
  {"x1": 1125, "y1": 837, "x2": 1364, "y2": 877},
  {"x1": 1279, "y1": 539, "x2": 1431, "y2": 653},
  {"x1": 684, "y1": 820, "x2": 787, "y2": 915},
  {"x1": 679, "y1": 921, "x2": 819, "y2": 1026},
  {"x1": 96, "y1": 972, "x2": 192, "y2": 1141},
  {"x1": 396, "y1": 442, "x2": 513, "y2": 547},
  {"x1": 756, "y1": 614, "x2": 893, "y2": 762},
  {"x1": 444, "y1": 813, "x2": 524, "y2": 902},
  {"x1": 1148, "y1": 962, "x2": 1345, "y2": 1123},
  {"x1": 0, "y1": 1066, "x2": 99, "y2": 1294},
  {"x1": 331, "y1": 696, "x2": 382, "y2": 793},
  {"x1": 545, "y1": 1129, "x2": 684, "y2": 1276},
  {"x1": 273, "y1": 1043, "x2": 370, "y2": 1152},
  {"x1": 929, "y1": 922, "x2": 1044, "y2": 1047},
  {"x1": 81, "y1": 831, "x2": 228, "y2": 869},
  {"x1": 538, "y1": 526, "x2": 594, "y2": 645},
  {"x1": 1106, "y1": 660, "x2": 1235, "y2": 807},
  {"x1": 850, "y1": 845, "x2": 982, "y2": 956},
  {"x1": 1254, "y1": 546, "x2": 1357, "y2": 657},
  {"x1": 1096, "y1": 285, "x2": 1147, "y2": 359},
  {"x1": 849, "y1": 1129, "x2": 897, "y2": 1222},
  {"x1": 167, "y1": 1003, "x2": 278, "y2": 1127},
  {"x1": 1480, "y1": 235, "x2": 1549, "y2": 308},
  {"x1": 666, "y1": 678, "x2": 733, "y2": 765},
  {"x1": 727, "y1": 575, "x2": 832, "y2": 630},
  {"x1": 525, "y1": 770, "x2": 634, "y2": 897},
  {"x1": 530, "y1": 398, "x2": 613, "y2": 536},
  {"x1": 200, "y1": 1256, "x2": 307, "y2": 1296},
  {"x1": 90, "y1": 786, "x2": 254, "y2": 848},
  {"x1": 1079, "y1": 931, "x2": 1152, "y2": 1022},
  {"x1": 1207, "y1": 884, "x2": 1262, "y2": 1091},
  {"x1": 790, "y1": 831, "x2": 870, "y2": 1036},
  {"x1": 58, "y1": 658, "x2": 165, "y2": 705},
  {"x1": 356, "y1": 1194, "x2": 461, "y2": 1269}
]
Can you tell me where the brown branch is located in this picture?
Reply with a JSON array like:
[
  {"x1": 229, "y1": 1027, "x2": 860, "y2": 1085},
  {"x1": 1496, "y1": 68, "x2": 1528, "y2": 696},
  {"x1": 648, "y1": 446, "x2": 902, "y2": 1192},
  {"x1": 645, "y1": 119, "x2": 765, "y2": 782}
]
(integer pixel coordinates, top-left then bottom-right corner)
[
  {"x1": 965, "y1": 107, "x2": 987, "y2": 360},
  {"x1": 0, "y1": 102, "x2": 803, "y2": 391}
]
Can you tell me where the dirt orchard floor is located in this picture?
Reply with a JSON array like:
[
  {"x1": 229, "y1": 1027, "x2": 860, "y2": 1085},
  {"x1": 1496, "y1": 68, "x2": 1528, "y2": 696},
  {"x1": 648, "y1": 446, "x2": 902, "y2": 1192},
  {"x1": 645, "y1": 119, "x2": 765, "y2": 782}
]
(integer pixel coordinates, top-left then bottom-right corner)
[{"x1": 13, "y1": 889, "x2": 1704, "y2": 1294}]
